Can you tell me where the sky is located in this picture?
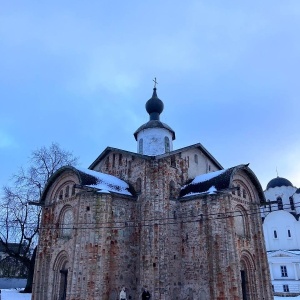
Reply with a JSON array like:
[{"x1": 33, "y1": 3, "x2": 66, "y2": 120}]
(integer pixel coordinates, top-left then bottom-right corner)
[{"x1": 1, "y1": 1, "x2": 300, "y2": 193}]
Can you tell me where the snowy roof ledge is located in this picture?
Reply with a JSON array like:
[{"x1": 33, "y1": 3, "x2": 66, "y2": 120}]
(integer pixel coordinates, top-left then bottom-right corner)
[
  {"x1": 40, "y1": 166, "x2": 136, "y2": 204},
  {"x1": 76, "y1": 167, "x2": 135, "y2": 197},
  {"x1": 179, "y1": 164, "x2": 263, "y2": 201}
]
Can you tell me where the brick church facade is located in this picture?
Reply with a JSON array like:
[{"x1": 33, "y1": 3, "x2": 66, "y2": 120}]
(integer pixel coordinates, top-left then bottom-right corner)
[{"x1": 32, "y1": 87, "x2": 273, "y2": 299}]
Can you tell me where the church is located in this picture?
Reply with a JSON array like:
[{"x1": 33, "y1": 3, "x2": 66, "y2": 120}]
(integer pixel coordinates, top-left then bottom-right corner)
[
  {"x1": 261, "y1": 176, "x2": 300, "y2": 296},
  {"x1": 32, "y1": 85, "x2": 273, "y2": 300}
]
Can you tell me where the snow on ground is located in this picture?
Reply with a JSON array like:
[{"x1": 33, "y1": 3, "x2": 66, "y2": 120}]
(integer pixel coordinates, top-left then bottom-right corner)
[
  {"x1": 1, "y1": 289, "x2": 31, "y2": 300},
  {"x1": 1, "y1": 289, "x2": 300, "y2": 299}
]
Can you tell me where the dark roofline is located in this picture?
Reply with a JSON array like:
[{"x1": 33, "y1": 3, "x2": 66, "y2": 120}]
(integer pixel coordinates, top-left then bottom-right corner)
[
  {"x1": 133, "y1": 120, "x2": 176, "y2": 140},
  {"x1": 40, "y1": 166, "x2": 93, "y2": 204},
  {"x1": 179, "y1": 164, "x2": 265, "y2": 204},
  {"x1": 156, "y1": 143, "x2": 223, "y2": 170},
  {"x1": 39, "y1": 165, "x2": 136, "y2": 204},
  {"x1": 89, "y1": 147, "x2": 152, "y2": 170}
]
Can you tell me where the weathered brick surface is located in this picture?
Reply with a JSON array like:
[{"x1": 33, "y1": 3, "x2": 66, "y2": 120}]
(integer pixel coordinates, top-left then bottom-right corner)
[{"x1": 32, "y1": 149, "x2": 273, "y2": 300}]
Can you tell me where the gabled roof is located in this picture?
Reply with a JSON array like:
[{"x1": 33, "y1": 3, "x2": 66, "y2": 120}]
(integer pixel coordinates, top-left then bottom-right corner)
[
  {"x1": 40, "y1": 166, "x2": 135, "y2": 204},
  {"x1": 179, "y1": 164, "x2": 265, "y2": 203},
  {"x1": 89, "y1": 147, "x2": 151, "y2": 170},
  {"x1": 156, "y1": 143, "x2": 223, "y2": 170}
]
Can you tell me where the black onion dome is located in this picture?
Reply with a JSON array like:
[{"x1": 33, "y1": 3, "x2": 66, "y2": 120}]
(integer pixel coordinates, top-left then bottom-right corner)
[
  {"x1": 266, "y1": 177, "x2": 293, "y2": 190},
  {"x1": 145, "y1": 88, "x2": 164, "y2": 120}
]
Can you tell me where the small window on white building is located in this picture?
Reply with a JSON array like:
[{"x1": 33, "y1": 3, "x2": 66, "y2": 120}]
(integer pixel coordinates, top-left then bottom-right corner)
[
  {"x1": 290, "y1": 196, "x2": 295, "y2": 210},
  {"x1": 165, "y1": 137, "x2": 170, "y2": 153},
  {"x1": 281, "y1": 266, "x2": 288, "y2": 277},
  {"x1": 274, "y1": 230, "x2": 278, "y2": 239},
  {"x1": 283, "y1": 284, "x2": 289, "y2": 292},
  {"x1": 288, "y1": 229, "x2": 291, "y2": 238},
  {"x1": 194, "y1": 154, "x2": 198, "y2": 164},
  {"x1": 277, "y1": 197, "x2": 283, "y2": 210},
  {"x1": 139, "y1": 139, "x2": 143, "y2": 154}
]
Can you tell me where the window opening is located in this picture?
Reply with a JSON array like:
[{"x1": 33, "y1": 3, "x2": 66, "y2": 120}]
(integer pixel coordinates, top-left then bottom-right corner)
[
  {"x1": 112, "y1": 154, "x2": 115, "y2": 167},
  {"x1": 288, "y1": 230, "x2": 291, "y2": 238},
  {"x1": 281, "y1": 266, "x2": 288, "y2": 277},
  {"x1": 165, "y1": 136, "x2": 170, "y2": 153},
  {"x1": 136, "y1": 178, "x2": 142, "y2": 193},
  {"x1": 290, "y1": 196, "x2": 295, "y2": 210},
  {"x1": 194, "y1": 154, "x2": 198, "y2": 164},
  {"x1": 277, "y1": 197, "x2": 283, "y2": 210},
  {"x1": 283, "y1": 284, "x2": 289, "y2": 292},
  {"x1": 171, "y1": 156, "x2": 176, "y2": 167},
  {"x1": 65, "y1": 186, "x2": 69, "y2": 198},
  {"x1": 274, "y1": 230, "x2": 277, "y2": 239},
  {"x1": 242, "y1": 189, "x2": 246, "y2": 199},
  {"x1": 237, "y1": 185, "x2": 241, "y2": 197},
  {"x1": 139, "y1": 139, "x2": 143, "y2": 154},
  {"x1": 169, "y1": 181, "x2": 176, "y2": 199}
]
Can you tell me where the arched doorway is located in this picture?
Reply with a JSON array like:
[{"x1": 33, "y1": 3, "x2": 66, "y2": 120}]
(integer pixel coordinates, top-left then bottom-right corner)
[
  {"x1": 240, "y1": 252, "x2": 256, "y2": 300},
  {"x1": 53, "y1": 251, "x2": 69, "y2": 300}
]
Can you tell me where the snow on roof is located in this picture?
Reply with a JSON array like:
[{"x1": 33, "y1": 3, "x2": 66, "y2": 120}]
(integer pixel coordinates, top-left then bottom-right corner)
[
  {"x1": 180, "y1": 169, "x2": 230, "y2": 198},
  {"x1": 188, "y1": 170, "x2": 226, "y2": 185},
  {"x1": 76, "y1": 167, "x2": 132, "y2": 196},
  {"x1": 182, "y1": 185, "x2": 217, "y2": 198}
]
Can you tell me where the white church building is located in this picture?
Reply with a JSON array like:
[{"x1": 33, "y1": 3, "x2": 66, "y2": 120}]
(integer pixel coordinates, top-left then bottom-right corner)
[{"x1": 261, "y1": 177, "x2": 300, "y2": 296}]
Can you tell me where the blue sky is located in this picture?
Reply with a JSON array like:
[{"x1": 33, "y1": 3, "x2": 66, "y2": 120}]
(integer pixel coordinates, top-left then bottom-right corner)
[{"x1": 1, "y1": 1, "x2": 300, "y2": 192}]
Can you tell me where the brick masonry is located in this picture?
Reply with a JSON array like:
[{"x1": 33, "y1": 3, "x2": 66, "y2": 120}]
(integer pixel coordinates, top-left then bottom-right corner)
[{"x1": 32, "y1": 147, "x2": 273, "y2": 299}]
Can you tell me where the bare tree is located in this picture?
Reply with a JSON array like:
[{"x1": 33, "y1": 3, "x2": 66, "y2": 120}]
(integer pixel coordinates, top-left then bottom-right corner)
[{"x1": 0, "y1": 142, "x2": 78, "y2": 293}]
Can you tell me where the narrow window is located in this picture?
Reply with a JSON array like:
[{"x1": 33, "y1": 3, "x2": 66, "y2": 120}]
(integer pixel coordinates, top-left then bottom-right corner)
[
  {"x1": 242, "y1": 189, "x2": 246, "y2": 199},
  {"x1": 119, "y1": 154, "x2": 122, "y2": 166},
  {"x1": 112, "y1": 154, "x2": 115, "y2": 167},
  {"x1": 237, "y1": 185, "x2": 241, "y2": 197},
  {"x1": 232, "y1": 185, "x2": 235, "y2": 195},
  {"x1": 274, "y1": 230, "x2": 277, "y2": 239},
  {"x1": 277, "y1": 197, "x2": 283, "y2": 210},
  {"x1": 283, "y1": 284, "x2": 289, "y2": 292},
  {"x1": 290, "y1": 196, "x2": 295, "y2": 210},
  {"x1": 281, "y1": 266, "x2": 288, "y2": 277},
  {"x1": 164, "y1": 136, "x2": 170, "y2": 153},
  {"x1": 235, "y1": 210, "x2": 245, "y2": 236},
  {"x1": 105, "y1": 157, "x2": 109, "y2": 170},
  {"x1": 59, "y1": 190, "x2": 63, "y2": 200},
  {"x1": 288, "y1": 230, "x2": 291, "y2": 238},
  {"x1": 194, "y1": 154, "x2": 198, "y2": 164},
  {"x1": 268, "y1": 200, "x2": 272, "y2": 212},
  {"x1": 139, "y1": 139, "x2": 143, "y2": 154},
  {"x1": 169, "y1": 180, "x2": 176, "y2": 198},
  {"x1": 72, "y1": 185, "x2": 75, "y2": 196},
  {"x1": 136, "y1": 178, "x2": 142, "y2": 193},
  {"x1": 171, "y1": 156, "x2": 176, "y2": 167},
  {"x1": 65, "y1": 186, "x2": 69, "y2": 198},
  {"x1": 61, "y1": 209, "x2": 73, "y2": 238}
]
